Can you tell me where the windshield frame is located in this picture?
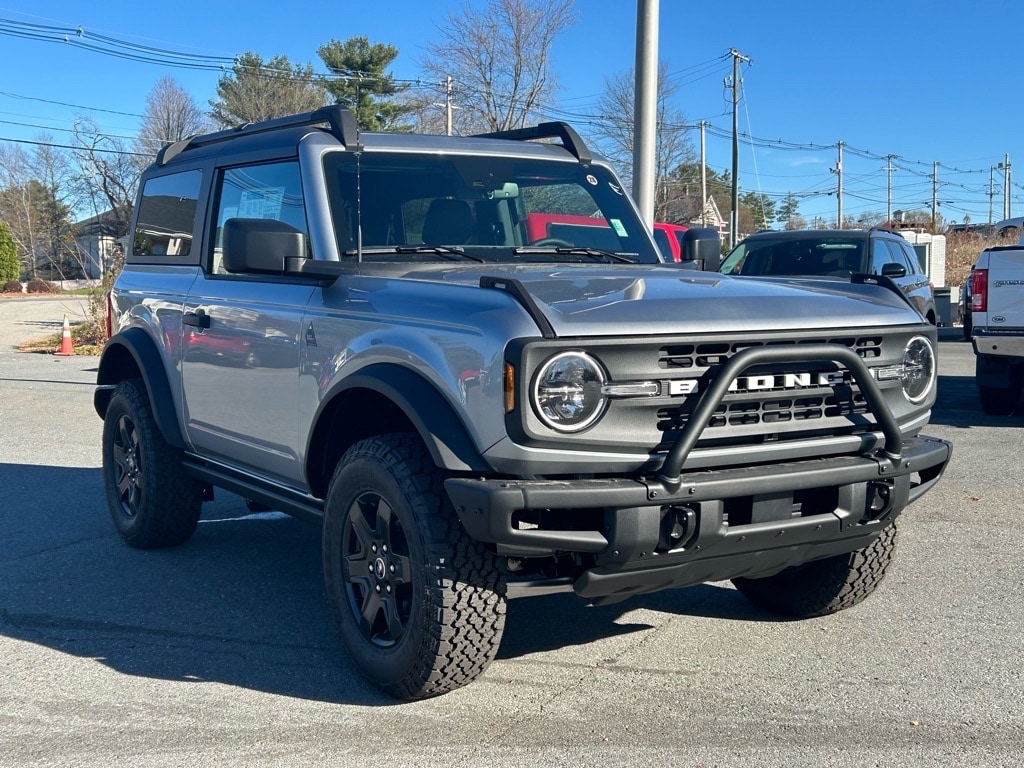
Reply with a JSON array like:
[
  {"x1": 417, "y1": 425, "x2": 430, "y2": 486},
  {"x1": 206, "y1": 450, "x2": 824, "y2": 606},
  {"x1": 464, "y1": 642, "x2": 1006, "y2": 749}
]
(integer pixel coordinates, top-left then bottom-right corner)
[{"x1": 320, "y1": 148, "x2": 663, "y2": 264}]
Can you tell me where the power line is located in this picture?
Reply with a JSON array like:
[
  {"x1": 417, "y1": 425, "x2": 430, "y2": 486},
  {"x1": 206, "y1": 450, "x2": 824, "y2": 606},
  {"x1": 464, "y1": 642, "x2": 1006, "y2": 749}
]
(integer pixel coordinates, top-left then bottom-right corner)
[
  {"x1": 0, "y1": 134, "x2": 146, "y2": 156},
  {"x1": 0, "y1": 90, "x2": 144, "y2": 118},
  {"x1": 0, "y1": 17, "x2": 428, "y2": 86}
]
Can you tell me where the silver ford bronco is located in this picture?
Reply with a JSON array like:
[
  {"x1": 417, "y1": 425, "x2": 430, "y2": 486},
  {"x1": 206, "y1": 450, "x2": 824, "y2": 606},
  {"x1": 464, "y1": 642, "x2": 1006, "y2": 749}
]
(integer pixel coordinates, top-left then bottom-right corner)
[{"x1": 95, "y1": 107, "x2": 951, "y2": 699}]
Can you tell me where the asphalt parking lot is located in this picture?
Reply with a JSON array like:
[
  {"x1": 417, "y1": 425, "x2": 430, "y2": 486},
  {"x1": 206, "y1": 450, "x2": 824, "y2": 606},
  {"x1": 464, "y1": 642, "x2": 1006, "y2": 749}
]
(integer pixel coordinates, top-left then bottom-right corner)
[{"x1": 1, "y1": 296, "x2": 1022, "y2": 768}]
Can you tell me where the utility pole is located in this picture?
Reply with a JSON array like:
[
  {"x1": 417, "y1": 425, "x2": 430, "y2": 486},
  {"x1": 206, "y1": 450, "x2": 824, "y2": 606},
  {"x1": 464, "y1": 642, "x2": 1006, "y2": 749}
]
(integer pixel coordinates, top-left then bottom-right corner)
[
  {"x1": 932, "y1": 161, "x2": 939, "y2": 231},
  {"x1": 831, "y1": 142, "x2": 843, "y2": 227},
  {"x1": 1002, "y1": 154, "x2": 1012, "y2": 219},
  {"x1": 444, "y1": 76, "x2": 453, "y2": 136},
  {"x1": 886, "y1": 155, "x2": 894, "y2": 223},
  {"x1": 632, "y1": 0, "x2": 659, "y2": 226},
  {"x1": 989, "y1": 166, "x2": 996, "y2": 224},
  {"x1": 726, "y1": 48, "x2": 751, "y2": 247},
  {"x1": 700, "y1": 120, "x2": 707, "y2": 227}
]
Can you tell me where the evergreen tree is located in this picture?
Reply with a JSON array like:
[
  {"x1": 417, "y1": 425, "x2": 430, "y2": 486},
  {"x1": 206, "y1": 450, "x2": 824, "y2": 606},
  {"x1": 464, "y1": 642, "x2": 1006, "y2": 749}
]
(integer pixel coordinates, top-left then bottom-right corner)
[
  {"x1": 210, "y1": 52, "x2": 327, "y2": 128},
  {"x1": 0, "y1": 220, "x2": 18, "y2": 281},
  {"x1": 778, "y1": 192, "x2": 801, "y2": 226},
  {"x1": 318, "y1": 37, "x2": 412, "y2": 132}
]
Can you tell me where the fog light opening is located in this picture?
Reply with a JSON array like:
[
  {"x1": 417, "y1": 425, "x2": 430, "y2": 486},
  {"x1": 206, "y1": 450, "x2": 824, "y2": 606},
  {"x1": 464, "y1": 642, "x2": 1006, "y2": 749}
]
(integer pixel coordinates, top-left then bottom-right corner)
[
  {"x1": 658, "y1": 505, "x2": 697, "y2": 552},
  {"x1": 864, "y1": 481, "x2": 894, "y2": 522}
]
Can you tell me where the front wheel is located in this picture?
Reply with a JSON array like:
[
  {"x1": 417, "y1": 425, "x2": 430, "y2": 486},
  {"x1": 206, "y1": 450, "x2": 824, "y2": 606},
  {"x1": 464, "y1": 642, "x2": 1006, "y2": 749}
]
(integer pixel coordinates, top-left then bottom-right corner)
[
  {"x1": 731, "y1": 524, "x2": 898, "y2": 618},
  {"x1": 101, "y1": 378, "x2": 202, "y2": 548},
  {"x1": 322, "y1": 434, "x2": 506, "y2": 699}
]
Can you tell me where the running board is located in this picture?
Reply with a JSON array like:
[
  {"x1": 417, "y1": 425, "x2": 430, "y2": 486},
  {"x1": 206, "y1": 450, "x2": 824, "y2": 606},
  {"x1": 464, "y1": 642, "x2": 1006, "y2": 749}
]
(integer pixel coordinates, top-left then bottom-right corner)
[{"x1": 183, "y1": 457, "x2": 324, "y2": 525}]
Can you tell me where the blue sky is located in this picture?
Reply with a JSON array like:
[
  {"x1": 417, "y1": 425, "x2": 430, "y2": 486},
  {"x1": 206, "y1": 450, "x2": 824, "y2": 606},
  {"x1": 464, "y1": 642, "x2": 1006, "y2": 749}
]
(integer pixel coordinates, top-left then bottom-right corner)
[{"x1": 0, "y1": 0, "x2": 1018, "y2": 226}]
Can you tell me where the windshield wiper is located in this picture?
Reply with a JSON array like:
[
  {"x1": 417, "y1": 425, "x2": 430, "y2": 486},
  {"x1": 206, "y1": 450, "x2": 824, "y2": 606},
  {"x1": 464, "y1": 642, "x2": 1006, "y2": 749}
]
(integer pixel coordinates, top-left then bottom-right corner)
[
  {"x1": 513, "y1": 246, "x2": 637, "y2": 264},
  {"x1": 342, "y1": 245, "x2": 486, "y2": 263}
]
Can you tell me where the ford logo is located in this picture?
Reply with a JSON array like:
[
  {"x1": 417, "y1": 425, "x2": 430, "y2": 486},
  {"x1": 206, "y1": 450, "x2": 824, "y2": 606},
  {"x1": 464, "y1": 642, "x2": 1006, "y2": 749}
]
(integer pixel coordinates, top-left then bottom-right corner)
[{"x1": 993, "y1": 316, "x2": 1007, "y2": 323}]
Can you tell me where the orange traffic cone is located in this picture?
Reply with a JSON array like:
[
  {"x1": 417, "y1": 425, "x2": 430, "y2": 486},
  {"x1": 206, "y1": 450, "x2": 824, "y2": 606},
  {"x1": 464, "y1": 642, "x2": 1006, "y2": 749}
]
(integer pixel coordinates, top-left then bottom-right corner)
[{"x1": 55, "y1": 314, "x2": 75, "y2": 356}]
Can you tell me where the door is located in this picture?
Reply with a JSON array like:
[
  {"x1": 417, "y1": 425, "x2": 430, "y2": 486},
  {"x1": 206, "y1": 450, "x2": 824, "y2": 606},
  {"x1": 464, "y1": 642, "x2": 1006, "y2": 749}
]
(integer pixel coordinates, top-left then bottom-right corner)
[{"x1": 180, "y1": 160, "x2": 314, "y2": 486}]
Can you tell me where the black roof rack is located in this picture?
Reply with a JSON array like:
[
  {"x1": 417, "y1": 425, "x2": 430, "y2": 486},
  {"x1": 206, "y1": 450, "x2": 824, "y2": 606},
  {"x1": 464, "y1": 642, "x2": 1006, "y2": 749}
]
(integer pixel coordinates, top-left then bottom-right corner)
[
  {"x1": 473, "y1": 121, "x2": 592, "y2": 165},
  {"x1": 155, "y1": 105, "x2": 361, "y2": 166}
]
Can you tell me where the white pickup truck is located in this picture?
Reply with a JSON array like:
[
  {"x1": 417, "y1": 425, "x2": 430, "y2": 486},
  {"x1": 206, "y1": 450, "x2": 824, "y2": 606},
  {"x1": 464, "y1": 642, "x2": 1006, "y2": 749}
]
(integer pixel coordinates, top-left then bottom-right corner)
[{"x1": 971, "y1": 243, "x2": 1024, "y2": 414}]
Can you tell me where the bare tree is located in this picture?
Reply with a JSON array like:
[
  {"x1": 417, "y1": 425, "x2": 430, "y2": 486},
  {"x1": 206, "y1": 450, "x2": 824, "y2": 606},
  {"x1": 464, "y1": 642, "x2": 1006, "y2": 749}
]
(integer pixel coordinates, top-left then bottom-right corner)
[
  {"x1": 0, "y1": 139, "x2": 80, "y2": 278},
  {"x1": 593, "y1": 63, "x2": 696, "y2": 222},
  {"x1": 401, "y1": 86, "x2": 451, "y2": 135},
  {"x1": 136, "y1": 76, "x2": 209, "y2": 163},
  {"x1": 419, "y1": 0, "x2": 578, "y2": 134},
  {"x1": 27, "y1": 138, "x2": 80, "y2": 278},
  {"x1": 209, "y1": 52, "x2": 327, "y2": 128},
  {"x1": 73, "y1": 118, "x2": 140, "y2": 243},
  {"x1": 0, "y1": 143, "x2": 38, "y2": 276}
]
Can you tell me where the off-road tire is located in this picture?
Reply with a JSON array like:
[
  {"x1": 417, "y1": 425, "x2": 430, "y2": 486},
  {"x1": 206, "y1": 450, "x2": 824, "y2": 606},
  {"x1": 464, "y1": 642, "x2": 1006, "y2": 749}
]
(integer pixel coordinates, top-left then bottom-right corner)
[
  {"x1": 322, "y1": 433, "x2": 506, "y2": 700},
  {"x1": 978, "y1": 384, "x2": 1020, "y2": 416},
  {"x1": 731, "y1": 523, "x2": 898, "y2": 618},
  {"x1": 102, "y1": 378, "x2": 202, "y2": 548}
]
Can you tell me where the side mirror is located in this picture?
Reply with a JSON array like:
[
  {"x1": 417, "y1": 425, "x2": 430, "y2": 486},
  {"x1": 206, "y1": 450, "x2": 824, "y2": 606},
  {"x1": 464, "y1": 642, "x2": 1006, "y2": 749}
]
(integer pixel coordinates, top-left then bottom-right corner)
[
  {"x1": 223, "y1": 218, "x2": 306, "y2": 274},
  {"x1": 680, "y1": 227, "x2": 722, "y2": 271},
  {"x1": 881, "y1": 262, "x2": 907, "y2": 278}
]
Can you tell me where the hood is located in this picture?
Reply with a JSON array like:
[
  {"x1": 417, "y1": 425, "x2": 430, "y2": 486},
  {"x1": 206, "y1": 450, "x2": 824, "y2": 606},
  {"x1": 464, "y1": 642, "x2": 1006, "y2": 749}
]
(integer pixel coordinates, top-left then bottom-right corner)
[{"x1": 390, "y1": 264, "x2": 923, "y2": 337}]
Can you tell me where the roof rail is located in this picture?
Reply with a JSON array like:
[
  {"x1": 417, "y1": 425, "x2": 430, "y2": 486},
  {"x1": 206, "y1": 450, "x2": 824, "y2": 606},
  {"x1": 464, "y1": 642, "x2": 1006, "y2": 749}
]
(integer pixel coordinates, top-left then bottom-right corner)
[
  {"x1": 473, "y1": 121, "x2": 592, "y2": 165},
  {"x1": 155, "y1": 105, "x2": 361, "y2": 166}
]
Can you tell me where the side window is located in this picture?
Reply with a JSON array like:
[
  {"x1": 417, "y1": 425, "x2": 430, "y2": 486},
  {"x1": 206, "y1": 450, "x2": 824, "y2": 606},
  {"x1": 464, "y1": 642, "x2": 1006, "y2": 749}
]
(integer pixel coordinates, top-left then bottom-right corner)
[
  {"x1": 210, "y1": 161, "x2": 308, "y2": 274},
  {"x1": 884, "y1": 240, "x2": 916, "y2": 274},
  {"x1": 869, "y1": 239, "x2": 893, "y2": 274},
  {"x1": 133, "y1": 170, "x2": 202, "y2": 261},
  {"x1": 903, "y1": 242, "x2": 927, "y2": 274}
]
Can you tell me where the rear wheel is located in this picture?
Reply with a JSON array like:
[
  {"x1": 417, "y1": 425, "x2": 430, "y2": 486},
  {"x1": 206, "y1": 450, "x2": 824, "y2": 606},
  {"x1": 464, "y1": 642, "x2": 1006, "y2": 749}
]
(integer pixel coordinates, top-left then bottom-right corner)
[
  {"x1": 101, "y1": 378, "x2": 202, "y2": 548},
  {"x1": 322, "y1": 433, "x2": 506, "y2": 699},
  {"x1": 979, "y1": 384, "x2": 1020, "y2": 416},
  {"x1": 731, "y1": 524, "x2": 898, "y2": 618}
]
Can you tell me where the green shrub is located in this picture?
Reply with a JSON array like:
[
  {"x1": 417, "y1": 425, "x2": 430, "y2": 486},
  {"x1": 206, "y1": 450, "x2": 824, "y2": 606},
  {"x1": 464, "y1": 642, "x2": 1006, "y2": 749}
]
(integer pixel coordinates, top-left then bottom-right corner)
[
  {"x1": 26, "y1": 278, "x2": 56, "y2": 294},
  {"x1": 2, "y1": 279, "x2": 23, "y2": 293},
  {"x1": 0, "y1": 221, "x2": 18, "y2": 282}
]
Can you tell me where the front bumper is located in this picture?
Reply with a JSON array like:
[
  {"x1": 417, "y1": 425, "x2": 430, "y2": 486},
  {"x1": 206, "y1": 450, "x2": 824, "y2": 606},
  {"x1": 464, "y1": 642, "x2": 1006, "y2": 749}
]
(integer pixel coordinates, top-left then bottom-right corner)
[
  {"x1": 445, "y1": 435, "x2": 951, "y2": 601},
  {"x1": 447, "y1": 342, "x2": 951, "y2": 603}
]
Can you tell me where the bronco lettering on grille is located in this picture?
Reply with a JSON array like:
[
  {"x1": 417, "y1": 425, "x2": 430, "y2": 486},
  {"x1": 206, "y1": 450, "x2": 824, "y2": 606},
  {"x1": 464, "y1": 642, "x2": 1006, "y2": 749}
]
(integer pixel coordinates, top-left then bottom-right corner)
[{"x1": 668, "y1": 370, "x2": 850, "y2": 397}]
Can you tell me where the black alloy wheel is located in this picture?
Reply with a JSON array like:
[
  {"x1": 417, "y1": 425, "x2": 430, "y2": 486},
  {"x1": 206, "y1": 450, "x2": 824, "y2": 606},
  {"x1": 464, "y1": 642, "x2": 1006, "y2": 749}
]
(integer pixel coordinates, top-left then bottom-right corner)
[{"x1": 341, "y1": 490, "x2": 414, "y2": 648}]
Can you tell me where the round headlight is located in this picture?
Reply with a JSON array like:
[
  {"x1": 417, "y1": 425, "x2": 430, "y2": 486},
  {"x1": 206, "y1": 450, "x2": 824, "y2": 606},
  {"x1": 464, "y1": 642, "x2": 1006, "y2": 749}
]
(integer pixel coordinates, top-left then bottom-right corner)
[
  {"x1": 901, "y1": 336, "x2": 935, "y2": 403},
  {"x1": 532, "y1": 352, "x2": 607, "y2": 432}
]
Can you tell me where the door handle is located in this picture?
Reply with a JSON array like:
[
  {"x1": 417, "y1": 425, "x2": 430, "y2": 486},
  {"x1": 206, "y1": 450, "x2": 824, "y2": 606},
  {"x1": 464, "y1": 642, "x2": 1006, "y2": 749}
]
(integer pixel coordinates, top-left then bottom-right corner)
[{"x1": 183, "y1": 309, "x2": 211, "y2": 329}]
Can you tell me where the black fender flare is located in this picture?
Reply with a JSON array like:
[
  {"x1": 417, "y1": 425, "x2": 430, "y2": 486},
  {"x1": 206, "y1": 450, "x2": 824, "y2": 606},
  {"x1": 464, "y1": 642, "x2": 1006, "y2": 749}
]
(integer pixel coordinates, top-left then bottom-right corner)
[
  {"x1": 94, "y1": 327, "x2": 188, "y2": 450},
  {"x1": 310, "y1": 363, "x2": 489, "y2": 475}
]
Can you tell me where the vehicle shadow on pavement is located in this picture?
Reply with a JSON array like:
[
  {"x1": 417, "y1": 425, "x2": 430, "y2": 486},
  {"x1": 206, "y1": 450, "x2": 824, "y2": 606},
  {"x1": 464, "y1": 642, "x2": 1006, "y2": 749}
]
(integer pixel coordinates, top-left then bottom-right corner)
[
  {"x1": 932, "y1": 374, "x2": 1024, "y2": 425},
  {"x1": 0, "y1": 462, "x2": 392, "y2": 707},
  {"x1": 0, "y1": 461, "x2": 787, "y2": 705},
  {"x1": 498, "y1": 584, "x2": 774, "y2": 659}
]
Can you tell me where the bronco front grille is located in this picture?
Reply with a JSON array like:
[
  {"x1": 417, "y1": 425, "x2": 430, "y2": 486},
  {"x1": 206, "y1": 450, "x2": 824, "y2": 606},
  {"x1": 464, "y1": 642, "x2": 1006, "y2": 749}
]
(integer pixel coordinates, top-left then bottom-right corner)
[
  {"x1": 512, "y1": 329, "x2": 910, "y2": 456},
  {"x1": 656, "y1": 389, "x2": 871, "y2": 440},
  {"x1": 653, "y1": 336, "x2": 881, "y2": 444},
  {"x1": 658, "y1": 335, "x2": 884, "y2": 369}
]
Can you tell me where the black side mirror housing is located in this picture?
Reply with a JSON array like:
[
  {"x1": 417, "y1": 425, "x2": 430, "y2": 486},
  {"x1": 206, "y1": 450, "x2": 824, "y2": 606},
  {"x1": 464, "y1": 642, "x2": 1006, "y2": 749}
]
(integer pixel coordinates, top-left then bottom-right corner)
[
  {"x1": 680, "y1": 227, "x2": 722, "y2": 271},
  {"x1": 223, "y1": 218, "x2": 307, "y2": 274},
  {"x1": 881, "y1": 262, "x2": 907, "y2": 279}
]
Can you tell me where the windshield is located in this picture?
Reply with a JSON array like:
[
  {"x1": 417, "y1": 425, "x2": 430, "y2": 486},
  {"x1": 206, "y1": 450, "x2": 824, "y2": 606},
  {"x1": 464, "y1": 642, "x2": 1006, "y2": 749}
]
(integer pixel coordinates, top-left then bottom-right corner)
[
  {"x1": 322, "y1": 151, "x2": 661, "y2": 264},
  {"x1": 720, "y1": 237, "x2": 866, "y2": 277}
]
